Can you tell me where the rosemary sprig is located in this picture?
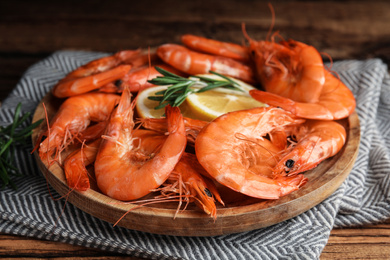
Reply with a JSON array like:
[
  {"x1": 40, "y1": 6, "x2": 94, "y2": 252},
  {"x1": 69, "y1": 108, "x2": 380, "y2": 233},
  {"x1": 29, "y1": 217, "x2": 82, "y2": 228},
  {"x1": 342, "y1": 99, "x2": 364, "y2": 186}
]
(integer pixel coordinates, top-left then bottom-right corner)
[
  {"x1": 0, "y1": 103, "x2": 43, "y2": 189},
  {"x1": 148, "y1": 66, "x2": 244, "y2": 109}
]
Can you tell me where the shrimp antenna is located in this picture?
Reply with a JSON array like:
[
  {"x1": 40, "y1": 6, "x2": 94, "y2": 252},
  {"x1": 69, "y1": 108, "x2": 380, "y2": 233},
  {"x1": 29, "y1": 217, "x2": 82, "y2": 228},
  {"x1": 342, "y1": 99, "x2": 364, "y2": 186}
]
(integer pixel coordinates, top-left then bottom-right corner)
[
  {"x1": 241, "y1": 22, "x2": 252, "y2": 43},
  {"x1": 140, "y1": 46, "x2": 153, "y2": 93},
  {"x1": 321, "y1": 51, "x2": 334, "y2": 71},
  {"x1": 266, "y1": 2, "x2": 275, "y2": 42},
  {"x1": 242, "y1": 3, "x2": 275, "y2": 43},
  {"x1": 320, "y1": 52, "x2": 343, "y2": 93}
]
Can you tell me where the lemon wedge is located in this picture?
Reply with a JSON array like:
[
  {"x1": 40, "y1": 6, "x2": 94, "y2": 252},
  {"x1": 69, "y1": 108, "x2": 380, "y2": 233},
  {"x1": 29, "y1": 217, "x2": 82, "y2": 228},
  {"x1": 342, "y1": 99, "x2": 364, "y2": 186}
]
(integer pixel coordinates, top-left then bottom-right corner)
[
  {"x1": 186, "y1": 89, "x2": 266, "y2": 121},
  {"x1": 185, "y1": 74, "x2": 266, "y2": 121},
  {"x1": 136, "y1": 86, "x2": 176, "y2": 118},
  {"x1": 135, "y1": 74, "x2": 266, "y2": 121}
]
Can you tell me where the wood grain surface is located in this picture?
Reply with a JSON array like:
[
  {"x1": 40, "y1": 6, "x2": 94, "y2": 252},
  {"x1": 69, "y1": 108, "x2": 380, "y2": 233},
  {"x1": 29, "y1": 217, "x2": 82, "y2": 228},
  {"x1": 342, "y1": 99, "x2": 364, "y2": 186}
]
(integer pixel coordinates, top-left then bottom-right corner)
[{"x1": 1, "y1": 0, "x2": 390, "y2": 259}]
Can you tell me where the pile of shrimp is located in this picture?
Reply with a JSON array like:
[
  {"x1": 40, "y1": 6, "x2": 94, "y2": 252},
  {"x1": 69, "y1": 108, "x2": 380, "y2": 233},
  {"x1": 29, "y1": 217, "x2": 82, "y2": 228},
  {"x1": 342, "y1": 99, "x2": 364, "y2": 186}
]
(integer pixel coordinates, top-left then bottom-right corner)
[{"x1": 35, "y1": 16, "x2": 356, "y2": 221}]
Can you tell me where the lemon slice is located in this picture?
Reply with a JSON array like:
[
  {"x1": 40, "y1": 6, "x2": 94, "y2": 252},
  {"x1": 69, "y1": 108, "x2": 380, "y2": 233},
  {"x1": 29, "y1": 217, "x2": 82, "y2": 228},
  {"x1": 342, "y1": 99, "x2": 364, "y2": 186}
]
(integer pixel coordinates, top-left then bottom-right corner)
[
  {"x1": 136, "y1": 86, "x2": 172, "y2": 118},
  {"x1": 135, "y1": 74, "x2": 266, "y2": 121},
  {"x1": 136, "y1": 85, "x2": 192, "y2": 119},
  {"x1": 185, "y1": 74, "x2": 266, "y2": 121},
  {"x1": 186, "y1": 90, "x2": 266, "y2": 121}
]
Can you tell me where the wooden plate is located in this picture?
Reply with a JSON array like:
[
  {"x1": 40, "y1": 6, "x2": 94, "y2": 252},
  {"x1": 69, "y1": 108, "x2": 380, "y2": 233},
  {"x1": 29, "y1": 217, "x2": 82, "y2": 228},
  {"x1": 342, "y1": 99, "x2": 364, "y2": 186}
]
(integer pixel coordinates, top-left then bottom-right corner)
[{"x1": 32, "y1": 92, "x2": 360, "y2": 237}]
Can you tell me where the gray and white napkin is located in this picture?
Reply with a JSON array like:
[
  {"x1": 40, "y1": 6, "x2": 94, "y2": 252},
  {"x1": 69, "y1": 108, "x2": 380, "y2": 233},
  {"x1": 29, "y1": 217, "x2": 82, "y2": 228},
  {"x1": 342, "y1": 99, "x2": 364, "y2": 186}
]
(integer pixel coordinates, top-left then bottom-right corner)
[{"x1": 1, "y1": 51, "x2": 389, "y2": 259}]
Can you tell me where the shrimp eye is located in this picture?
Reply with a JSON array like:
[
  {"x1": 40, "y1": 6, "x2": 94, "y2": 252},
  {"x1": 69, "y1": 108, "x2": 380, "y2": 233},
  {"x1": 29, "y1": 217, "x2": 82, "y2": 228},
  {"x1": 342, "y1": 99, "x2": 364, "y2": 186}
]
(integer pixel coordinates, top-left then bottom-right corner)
[
  {"x1": 114, "y1": 79, "x2": 123, "y2": 87},
  {"x1": 250, "y1": 50, "x2": 256, "y2": 57},
  {"x1": 204, "y1": 188, "x2": 213, "y2": 198},
  {"x1": 285, "y1": 159, "x2": 295, "y2": 168}
]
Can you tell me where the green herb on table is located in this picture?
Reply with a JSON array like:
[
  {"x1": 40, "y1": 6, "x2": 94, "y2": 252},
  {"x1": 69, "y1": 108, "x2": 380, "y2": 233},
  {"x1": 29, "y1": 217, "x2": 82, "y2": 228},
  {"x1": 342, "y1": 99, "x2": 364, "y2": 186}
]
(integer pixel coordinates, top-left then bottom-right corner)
[
  {"x1": 147, "y1": 66, "x2": 244, "y2": 109},
  {"x1": 0, "y1": 103, "x2": 43, "y2": 189}
]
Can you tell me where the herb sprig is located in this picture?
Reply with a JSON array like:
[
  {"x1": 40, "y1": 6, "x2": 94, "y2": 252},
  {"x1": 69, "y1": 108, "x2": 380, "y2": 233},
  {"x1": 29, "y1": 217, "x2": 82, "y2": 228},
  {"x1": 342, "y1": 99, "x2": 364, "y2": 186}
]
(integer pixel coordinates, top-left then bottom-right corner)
[
  {"x1": 0, "y1": 103, "x2": 43, "y2": 189},
  {"x1": 147, "y1": 67, "x2": 244, "y2": 109}
]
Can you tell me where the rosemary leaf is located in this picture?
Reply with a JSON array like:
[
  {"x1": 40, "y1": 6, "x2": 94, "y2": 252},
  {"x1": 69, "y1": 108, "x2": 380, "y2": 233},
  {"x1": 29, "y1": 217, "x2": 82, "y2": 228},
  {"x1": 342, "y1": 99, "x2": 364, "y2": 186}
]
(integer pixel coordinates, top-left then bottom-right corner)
[
  {"x1": 14, "y1": 119, "x2": 43, "y2": 138},
  {"x1": 155, "y1": 66, "x2": 184, "y2": 78},
  {"x1": 10, "y1": 103, "x2": 22, "y2": 136},
  {"x1": 0, "y1": 139, "x2": 13, "y2": 157},
  {"x1": 197, "y1": 82, "x2": 231, "y2": 93},
  {"x1": 148, "y1": 96, "x2": 165, "y2": 102},
  {"x1": 0, "y1": 160, "x2": 10, "y2": 188},
  {"x1": 0, "y1": 103, "x2": 43, "y2": 189},
  {"x1": 148, "y1": 67, "x2": 244, "y2": 109}
]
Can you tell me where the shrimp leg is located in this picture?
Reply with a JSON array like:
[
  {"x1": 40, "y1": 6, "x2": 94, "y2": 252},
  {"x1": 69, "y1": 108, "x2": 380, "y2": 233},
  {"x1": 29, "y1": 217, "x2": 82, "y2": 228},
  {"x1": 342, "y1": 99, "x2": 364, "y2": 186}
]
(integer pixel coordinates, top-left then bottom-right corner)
[{"x1": 38, "y1": 93, "x2": 120, "y2": 162}]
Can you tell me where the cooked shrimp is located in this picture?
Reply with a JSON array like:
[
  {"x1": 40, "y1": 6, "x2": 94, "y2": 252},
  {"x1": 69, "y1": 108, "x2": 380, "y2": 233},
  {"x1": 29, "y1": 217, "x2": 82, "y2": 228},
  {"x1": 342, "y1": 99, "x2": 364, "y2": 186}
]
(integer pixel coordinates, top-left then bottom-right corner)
[
  {"x1": 173, "y1": 153, "x2": 221, "y2": 219},
  {"x1": 52, "y1": 49, "x2": 162, "y2": 98},
  {"x1": 38, "y1": 93, "x2": 120, "y2": 162},
  {"x1": 52, "y1": 49, "x2": 150, "y2": 98},
  {"x1": 157, "y1": 43, "x2": 255, "y2": 83},
  {"x1": 153, "y1": 152, "x2": 223, "y2": 219},
  {"x1": 272, "y1": 120, "x2": 347, "y2": 176},
  {"x1": 63, "y1": 139, "x2": 101, "y2": 191},
  {"x1": 250, "y1": 70, "x2": 356, "y2": 120},
  {"x1": 52, "y1": 64, "x2": 132, "y2": 98},
  {"x1": 195, "y1": 107, "x2": 307, "y2": 200},
  {"x1": 177, "y1": 153, "x2": 224, "y2": 206},
  {"x1": 242, "y1": 2, "x2": 325, "y2": 102},
  {"x1": 181, "y1": 34, "x2": 249, "y2": 62},
  {"x1": 64, "y1": 128, "x2": 167, "y2": 193},
  {"x1": 62, "y1": 50, "x2": 141, "y2": 81},
  {"x1": 94, "y1": 88, "x2": 187, "y2": 201},
  {"x1": 244, "y1": 33, "x2": 325, "y2": 103}
]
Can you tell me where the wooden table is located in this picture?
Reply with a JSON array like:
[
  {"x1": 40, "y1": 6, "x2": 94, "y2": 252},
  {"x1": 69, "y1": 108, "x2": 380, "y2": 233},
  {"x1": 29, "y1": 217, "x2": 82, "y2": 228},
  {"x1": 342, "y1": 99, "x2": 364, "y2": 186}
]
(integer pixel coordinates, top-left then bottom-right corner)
[{"x1": 1, "y1": 0, "x2": 390, "y2": 259}]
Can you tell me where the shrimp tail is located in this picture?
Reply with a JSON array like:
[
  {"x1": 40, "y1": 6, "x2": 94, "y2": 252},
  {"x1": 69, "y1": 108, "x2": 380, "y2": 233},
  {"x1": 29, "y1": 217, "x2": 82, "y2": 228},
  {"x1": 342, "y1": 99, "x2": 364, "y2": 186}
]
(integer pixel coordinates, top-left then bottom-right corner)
[{"x1": 95, "y1": 102, "x2": 187, "y2": 201}]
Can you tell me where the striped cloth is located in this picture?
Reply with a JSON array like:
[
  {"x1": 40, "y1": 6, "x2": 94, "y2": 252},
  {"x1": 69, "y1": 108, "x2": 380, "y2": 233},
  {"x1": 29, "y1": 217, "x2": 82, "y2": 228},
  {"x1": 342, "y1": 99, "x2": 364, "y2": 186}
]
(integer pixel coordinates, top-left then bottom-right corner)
[{"x1": 1, "y1": 51, "x2": 389, "y2": 260}]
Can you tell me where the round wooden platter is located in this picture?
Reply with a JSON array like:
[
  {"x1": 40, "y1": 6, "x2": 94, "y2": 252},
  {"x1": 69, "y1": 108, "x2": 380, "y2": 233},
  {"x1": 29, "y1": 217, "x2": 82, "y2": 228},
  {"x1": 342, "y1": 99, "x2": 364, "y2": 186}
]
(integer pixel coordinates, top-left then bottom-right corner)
[{"x1": 31, "y1": 92, "x2": 360, "y2": 237}]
